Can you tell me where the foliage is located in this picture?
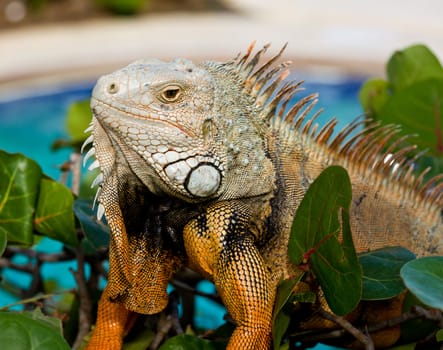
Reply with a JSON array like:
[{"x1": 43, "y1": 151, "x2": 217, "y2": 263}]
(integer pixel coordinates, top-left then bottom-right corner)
[
  {"x1": 0, "y1": 309, "x2": 70, "y2": 349},
  {"x1": 65, "y1": 100, "x2": 93, "y2": 145},
  {"x1": 400, "y1": 257, "x2": 443, "y2": 311},
  {"x1": 359, "y1": 44, "x2": 443, "y2": 176},
  {"x1": 96, "y1": 0, "x2": 148, "y2": 15},
  {"x1": 1, "y1": 44, "x2": 443, "y2": 350},
  {"x1": 0, "y1": 152, "x2": 42, "y2": 245},
  {"x1": 272, "y1": 276, "x2": 304, "y2": 350},
  {"x1": 288, "y1": 165, "x2": 361, "y2": 316},
  {"x1": 359, "y1": 247, "x2": 415, "y2": 301}
]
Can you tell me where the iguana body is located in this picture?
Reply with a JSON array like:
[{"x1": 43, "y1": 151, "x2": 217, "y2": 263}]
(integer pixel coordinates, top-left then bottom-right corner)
[{"x1": 83, "y1": 44, "x2": 442, "y2": 349}]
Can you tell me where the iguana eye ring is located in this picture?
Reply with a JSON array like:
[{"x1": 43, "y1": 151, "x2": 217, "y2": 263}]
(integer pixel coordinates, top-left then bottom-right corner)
[{"x1": 160, "y1": 85, "x2": 182, "y2": 102}]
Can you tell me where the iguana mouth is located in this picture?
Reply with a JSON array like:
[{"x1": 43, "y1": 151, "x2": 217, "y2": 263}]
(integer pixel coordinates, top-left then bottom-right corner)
[{"x1": 90, "y1": 97, "x2": 197, "y2": 139}]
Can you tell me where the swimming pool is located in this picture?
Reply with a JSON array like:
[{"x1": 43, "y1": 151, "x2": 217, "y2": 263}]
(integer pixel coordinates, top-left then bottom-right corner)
[{"x1": 0, "y1": 75, "x2": 364, "y2": 349}]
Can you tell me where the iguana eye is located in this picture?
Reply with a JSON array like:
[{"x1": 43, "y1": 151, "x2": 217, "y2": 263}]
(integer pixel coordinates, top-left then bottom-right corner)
[{"x1": 160, "y1": 85, "x2": 182, "y2": 102}]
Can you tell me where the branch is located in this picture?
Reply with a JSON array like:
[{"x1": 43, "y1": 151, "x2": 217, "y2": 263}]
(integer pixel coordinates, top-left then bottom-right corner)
[
  {"x1": 170, "y1": 278, "x2": 220, "y2": 303},
  {"x1": 71, "y1": 246, "x2": 93, "y2": 350},
  {"x1": 294, "y1": 305, "x2": 443, "y2": 349},
  {"x1": 366, "y1": 305, "x2": 443, "y2": 333},
  {"x1": 317, "y1": 307, "x2": 375, "y2": 350},
  {"x1": 3, "y1": 246, "x2": 75, "y2": 262},
  {"x1": 0, "y1": 290, "x2": 75, "y2": 311}
]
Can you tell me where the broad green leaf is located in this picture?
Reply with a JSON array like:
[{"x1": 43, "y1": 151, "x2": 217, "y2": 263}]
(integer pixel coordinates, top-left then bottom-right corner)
[
  {"x1": 73, "y1": 199, "x2": 110, "y2": 250},
  {"x1": 65, "y1": 100, "x2": 92, "y2": 143},
  {"x1": 159, "y1": 334, "x2": 223, "y2": 350},
  {"x1": 437, "y1": 328, "x2": 443, "y2": 342},
  {"x1": 273, "y1": 276, "x2": 303, "y2": 350},
  {"x1": 0, "y1": 231, "x2": 6, "y2": 256},
  {"x1": 34, "y1": 178, "x2": 78, "y2": 246},
  {"x1": 0, "y1": 151, "x2": 42, "y2": 245},
  {"x1": 288, "y1": 166, "x2": 362, "y2": 315},
  {"x1": 387, "y1": 44, "x2": 443, "y2": 91},
  {"x1": 0, "y1": 312, "x2": 70, "y2": 350},
  {"x1": 400, "y1": 256, "x2": 443, "y2": 310},
  {"x1": 377, "y1": 78, "x2": 443, "y2": 156},
  {"x1": 359, "y1": 247, "x2": 415, "y2": 300},
  {"x1": 359, "y1": 78, "x2": 390, "y2": 116},
  {"x1": 23, "y1": 308, "x2": 64, "y2": 335}
]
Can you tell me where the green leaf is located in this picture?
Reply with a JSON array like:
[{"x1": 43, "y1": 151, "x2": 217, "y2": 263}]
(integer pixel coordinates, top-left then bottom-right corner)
[
  {"x1": 0, "y1": 151, "x2": 42, "y2": 245},
  {"x1": 436, "y1": 328, "x2": 443, "y2": 342},
  {"x1": 272, "y1": 276, "x2": 303, "y2": 350},
  {"x1": 159, "y1": 334, "x2": 223, "y2": 350},
  {"x1": 359, "y1": 247, "x2": 416, "y2": 300},
  {"x1": 0, "y1": 312, "x2": 70, "y2": 350},
  {"x1": 23, "y1": 308, "x2": 64, "y2": 335},
  {"x1": 377, "y1": 78, "x2": 443, "y2": 156},
  {"x1": 359, "y1": 78, "x2": 390, "y2": 116},
  {"x1": 34, "y1": 178, "x2": 78, "y2": 246},
  {"x1": 387, "y1": 44, "x2": 443, "y2": 91},
  {"x1": 400, "y1": 256, "x2": 443, "y2": 310},
  {"x1": 73, "y1": 199, "x2": 110, "y2": 250},
  {"x1": 288, "y1": 166, "x2": 362, "y2": 315},
  {"x1": 65, "y1": 100, "x2": 92, "y2": 143}
]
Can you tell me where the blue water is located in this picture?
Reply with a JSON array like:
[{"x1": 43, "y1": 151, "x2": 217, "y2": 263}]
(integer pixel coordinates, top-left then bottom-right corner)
[
  {"x1": 0, "y1": 82, "x2": 95, "y2": 179},
  {"x1": 0, "y1": 76, "x2": 364, "y2": 349}
]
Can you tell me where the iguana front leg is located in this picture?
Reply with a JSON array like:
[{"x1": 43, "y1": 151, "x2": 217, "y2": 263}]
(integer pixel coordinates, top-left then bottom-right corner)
[
  {"x1": 85, "y1": 287, "x2": 135, "y2": 350},
  {"x1": 184, "y1": 201, "x2": 275, "y2": 349},
  {"x1": 86, "y1": 174, "x2": 183, "y2": 349}
]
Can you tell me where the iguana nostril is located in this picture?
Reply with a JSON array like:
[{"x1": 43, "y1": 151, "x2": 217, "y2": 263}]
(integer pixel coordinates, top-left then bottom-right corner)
[{"x1": 107, "y1": 82, "x2": 119, "y2": 94}]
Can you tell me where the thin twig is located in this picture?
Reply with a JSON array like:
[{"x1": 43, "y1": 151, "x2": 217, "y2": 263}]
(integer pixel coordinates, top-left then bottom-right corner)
[
  {"x1": 294, "y1": 328, "x2": 347, "y2": 344},
  {"x1": 3, "y1": 246, "x2": 75, "y2": 261},
  {"x1": 366, "y1": 305, "x2": 443, "y2": 333},
  {"x1": 150, "y1": 313, "x2": 174, "y2": 350},
  {"x1": 170, "y1": 278, "x2": 220, "y2": 303},
  {"x1": 295, "y1": 305, "x2": 443, "y2": 348},
  {"x1": 0, "y1": 258, "x2": 34, "y2": 272},
  {"x1": 0, "y1": 290, "x2": 75, "y2": 311},
  {"x1": 71, "y1": 246, "x2": 93, "y2": 350},
  {"x1": 317, "y1": 307, "x2": 375, "y2": 350}
]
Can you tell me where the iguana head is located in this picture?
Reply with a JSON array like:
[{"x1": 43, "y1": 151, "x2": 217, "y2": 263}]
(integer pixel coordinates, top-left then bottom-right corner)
[{"x1": 87, "y1": 49, "x2": 278, "y2": 204}]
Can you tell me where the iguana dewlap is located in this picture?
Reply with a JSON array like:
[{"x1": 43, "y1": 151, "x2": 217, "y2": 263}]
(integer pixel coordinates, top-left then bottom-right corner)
[{"x1": 83, "y1": 44, "x2": 442, "y2": 349}]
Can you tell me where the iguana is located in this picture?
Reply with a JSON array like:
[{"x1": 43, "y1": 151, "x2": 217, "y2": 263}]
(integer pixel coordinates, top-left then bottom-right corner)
[{"x1": 82, "y1": 43, "x2": 442, "y2": 349}]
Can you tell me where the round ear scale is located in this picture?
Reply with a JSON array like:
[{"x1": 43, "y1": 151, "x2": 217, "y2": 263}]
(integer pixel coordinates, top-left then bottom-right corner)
[{"x1": 185, "y1": 164, "x2": 221, "y2": 198}]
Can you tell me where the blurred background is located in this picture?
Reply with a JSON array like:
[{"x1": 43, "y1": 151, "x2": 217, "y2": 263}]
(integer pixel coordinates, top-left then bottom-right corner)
[{"x1": 1, "y1": 0, "x2": 443, "y2": 89}]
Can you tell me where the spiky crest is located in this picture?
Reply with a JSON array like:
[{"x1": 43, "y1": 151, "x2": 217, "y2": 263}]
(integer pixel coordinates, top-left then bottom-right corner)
[{"x1": 228, "y1": 42, "x2": 443, "y2": 215}]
